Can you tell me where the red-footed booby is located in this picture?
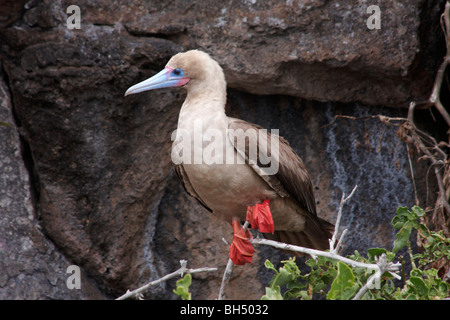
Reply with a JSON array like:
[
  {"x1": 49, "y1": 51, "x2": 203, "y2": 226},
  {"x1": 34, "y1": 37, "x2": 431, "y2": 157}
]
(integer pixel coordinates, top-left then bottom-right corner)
[{"x1": 125, "y1": 50, "x2": 334, "y2": 265}]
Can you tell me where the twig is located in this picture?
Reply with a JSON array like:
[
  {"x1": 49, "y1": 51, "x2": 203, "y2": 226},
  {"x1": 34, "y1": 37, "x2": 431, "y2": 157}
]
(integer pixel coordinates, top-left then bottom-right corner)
[
  {"x1": 432, "y1": 162, "x2": 450, "y2": 220},
  {"x1": 252, "y1": 238, "x2": 381, "y2": 269},
  {"x1": 116, "y1": 260, "x2": 217, "y2": 300},
  {"x1": 329, "y1": 185, "x2": 358, "y2": 254},
  {"x1": 218, "y1": 258, "x2": 234, "y2": 300},
  {"x1": 406, "y1": 144, "x2": 420, "y2": 206},
  {"x1": 335, "y1": 229, "x2": 348, "y2": 255},
  {"x1": 218, "y1": 221, "x2": 249, "y2": 300},
  {"x1": 428, "y1": 56, "x2": 450, "y2": 127},
  {"x1": 418, "y1": 2, "x2": 450, "y2": 127},
  {"x1": 321, "y1": 114, "x2": 406, "y2": 129}
]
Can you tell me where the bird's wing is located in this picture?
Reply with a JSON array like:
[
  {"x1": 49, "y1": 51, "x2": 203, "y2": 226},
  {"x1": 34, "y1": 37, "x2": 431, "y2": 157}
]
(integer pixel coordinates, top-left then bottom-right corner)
[
  {"x1": 174, "y1": 164, "x2": 213, "y2": 213},
  {"x1": 227, "y1": 117, "x2": 317, "y2": 216}
]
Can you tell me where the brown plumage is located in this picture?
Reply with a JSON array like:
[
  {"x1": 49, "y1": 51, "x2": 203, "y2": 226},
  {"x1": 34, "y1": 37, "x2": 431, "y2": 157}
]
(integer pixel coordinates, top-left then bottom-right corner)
[{"x1": 126, "y1": 49, "x2": 334, "y2": 257}]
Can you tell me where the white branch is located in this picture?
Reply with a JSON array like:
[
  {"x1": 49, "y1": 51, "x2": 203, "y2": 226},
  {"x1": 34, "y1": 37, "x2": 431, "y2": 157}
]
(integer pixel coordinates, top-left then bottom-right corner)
[
  {"x1": 329, "y1": 185, "x2": 358, "y2": 253},
  {"x1": 252, "y1": 238, "x2": 377, "y2": 269},
  {"x1": 218, "y1": 258, "x2": 234, "y2": 300},
  {"x1": 116, "y1": 260, "x2": 217, "y2": 300}
]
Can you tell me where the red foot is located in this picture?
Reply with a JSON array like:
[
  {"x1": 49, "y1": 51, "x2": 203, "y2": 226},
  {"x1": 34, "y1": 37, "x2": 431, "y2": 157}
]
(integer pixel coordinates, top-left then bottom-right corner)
[
  {"x1": 246, "y1": 199, "x2": 274, "y2": 234},
  {"x1": 229, "y1": 219, "x2": 255, "y2": 265}
]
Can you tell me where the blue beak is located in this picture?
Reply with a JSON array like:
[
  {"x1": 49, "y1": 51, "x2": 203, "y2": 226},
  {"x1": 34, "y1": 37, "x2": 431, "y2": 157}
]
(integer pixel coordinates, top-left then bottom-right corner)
[{"x1": 125, "y1": 67, "x2": 189, "y2": 96}]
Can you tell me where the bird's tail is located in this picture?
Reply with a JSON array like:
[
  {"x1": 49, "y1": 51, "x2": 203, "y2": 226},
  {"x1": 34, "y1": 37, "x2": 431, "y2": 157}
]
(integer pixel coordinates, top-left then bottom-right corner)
[{"x1": 264, "y1": 216, "x2": 335, "y2": 255}]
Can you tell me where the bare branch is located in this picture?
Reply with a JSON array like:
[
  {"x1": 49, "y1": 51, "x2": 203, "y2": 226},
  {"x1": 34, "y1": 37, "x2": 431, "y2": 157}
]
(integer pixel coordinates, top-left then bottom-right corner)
[
  {"x1": 116, "y1": 260, "x2": 217, "y2": 300},
  {"x1": 329, "y1": 185, "x2": 358, "y2": 254},
  {"x1": 218, "y1": 258, "x2": 234, "y2": 300},
  {"x1": 252, "y1": 238, "x2": 378, "y2": 269}
]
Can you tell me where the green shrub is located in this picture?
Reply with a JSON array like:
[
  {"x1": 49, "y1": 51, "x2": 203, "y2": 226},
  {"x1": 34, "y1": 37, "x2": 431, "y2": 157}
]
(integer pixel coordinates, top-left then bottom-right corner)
[{"x1": 262, "y1": 206, "x2": 450, "y2": 300}]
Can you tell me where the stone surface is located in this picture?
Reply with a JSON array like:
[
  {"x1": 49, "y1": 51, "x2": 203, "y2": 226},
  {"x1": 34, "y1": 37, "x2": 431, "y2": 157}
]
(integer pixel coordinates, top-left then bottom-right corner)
[
  {"x1": 0, "y1": 63, "x2": 104, "y2": 299},
  {"x1": 93, "y1": 0, "x2": 437, "y2": 107},
  {"x1": 0, "y1": 0, "x2": 444, "y2": 299}
]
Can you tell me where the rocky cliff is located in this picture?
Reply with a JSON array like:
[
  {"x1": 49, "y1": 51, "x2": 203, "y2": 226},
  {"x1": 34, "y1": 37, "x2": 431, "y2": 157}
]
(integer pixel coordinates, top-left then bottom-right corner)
[{"x1": 0, "y1": 0, "x2": 446, "y2": 299}]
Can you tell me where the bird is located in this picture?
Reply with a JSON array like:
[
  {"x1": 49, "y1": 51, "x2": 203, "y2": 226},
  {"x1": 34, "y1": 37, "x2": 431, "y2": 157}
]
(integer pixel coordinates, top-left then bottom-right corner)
[{"x1": 125, "y1": 49, "x2": 334, "y2": 265}]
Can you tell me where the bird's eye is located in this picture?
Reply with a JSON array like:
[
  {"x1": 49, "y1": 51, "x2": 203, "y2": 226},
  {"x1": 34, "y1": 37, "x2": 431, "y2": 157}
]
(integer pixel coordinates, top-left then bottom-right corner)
[{"x1": 173, "y1": 68, "x2": 183, "y2": 76}]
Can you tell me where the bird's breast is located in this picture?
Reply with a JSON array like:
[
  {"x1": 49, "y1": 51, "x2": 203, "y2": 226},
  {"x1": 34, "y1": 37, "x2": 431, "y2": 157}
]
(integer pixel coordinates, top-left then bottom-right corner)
[{"x1": 181, "y1": 161, "x2": 276, "y2": 221}]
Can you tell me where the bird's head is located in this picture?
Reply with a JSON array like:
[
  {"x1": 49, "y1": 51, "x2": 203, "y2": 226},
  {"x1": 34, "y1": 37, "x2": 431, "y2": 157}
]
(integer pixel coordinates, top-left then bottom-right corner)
[{"x1": 125, "y1": 50, "x2": 225, "y2": 97}]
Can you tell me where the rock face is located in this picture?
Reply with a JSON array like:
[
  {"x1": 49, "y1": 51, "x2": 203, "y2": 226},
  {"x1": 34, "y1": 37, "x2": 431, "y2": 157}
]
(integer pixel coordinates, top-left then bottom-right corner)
[
  {"x1": 0, "y1": 64, "x2": 104, "y2": 299},
  {"x1": 124, "y1": 0, "x2": 437, "y2": 106},
  {"x1": 0, "y1": 0, "x2": 445, "y2": 299}
]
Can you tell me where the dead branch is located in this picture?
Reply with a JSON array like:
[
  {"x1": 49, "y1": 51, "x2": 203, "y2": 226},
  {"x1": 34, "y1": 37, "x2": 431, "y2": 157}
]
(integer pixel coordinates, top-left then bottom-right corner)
[{"x1": 116, "y1": 260, "x2": 217, "y2": 300}]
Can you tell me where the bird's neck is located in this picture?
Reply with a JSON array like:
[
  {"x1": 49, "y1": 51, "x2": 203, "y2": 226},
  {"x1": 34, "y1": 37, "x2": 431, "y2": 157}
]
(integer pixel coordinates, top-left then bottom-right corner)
[
  {"x1": 178, "y1": 96, "x2": 227, "y2": 131},
  {"x1": 173, "y1": 87, "x2": 230, "y2": 166},
  {"x1": 178, "y1": 82, "x2": 228, "y2": 132},
  {"x1": 184, "y1": 78, "x2": 227, "y2": 106}
]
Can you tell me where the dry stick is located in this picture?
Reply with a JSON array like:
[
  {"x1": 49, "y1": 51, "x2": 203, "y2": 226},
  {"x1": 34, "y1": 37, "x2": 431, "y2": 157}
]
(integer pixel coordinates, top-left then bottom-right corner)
[
  {"x1": 329, "y1": 185, "x2": 358, "y2": 254},
  {"x1": 410, "y1": 4, "x2": 450, "y2": 221},
  {"x1": 218, "y1": 258, "x2": 234, "y2": 300},
  {"x1": 218, "y1": 221, "x2": 250, "y2": 300},
  {"x1": 408, "y1": 102, "x2": 450, "y2": 217},
  {"x1": 406, "y1": 143, "x2": 420, "y2": 206},
  {"x1": 421, "y1": 2, "x2": 450, "y2": 127},
  {"x1": 434, "y1": 1, "x2": 450, "y2": 125},
  {"x1": 116, "y1": 260, "x2": 217, "y2": 300},
  {"x1": 428, "y1": 56, "x2": 450, "y2": 127}
]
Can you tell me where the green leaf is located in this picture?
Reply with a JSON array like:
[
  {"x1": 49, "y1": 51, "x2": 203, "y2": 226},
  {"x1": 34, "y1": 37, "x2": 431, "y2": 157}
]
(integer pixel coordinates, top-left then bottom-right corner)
[
  {"x1": 393, "y1": 226, "x2": 412, "y2": 253},
  {"x1": 327, "y1": 262, "x2": 359, "y2": 300},
  {"x1": 392, "y1": 206, "x2": 411, "y2": 229},
  {"x1": 411, "y1": 206, "x2": 425, "y2": 218},
  {"x1": 298, "y1": 290, "x2": 311, "y2": 300},
  {"x1": 274, "y1": 267, "x2": 294, "y2": 287},
  {"x1": 410, "y1": 268, "x2": 423, "y2": 277},
  {"x1": 438, "y1": 282, "x2": 450, "y2": 295},
  {"x1": 173, "y1": 274, "x2": 192, "y2": 300},
  {"x1": 409, "y1": 277, "x2": 429, "y2": 297},
  {"x1": 405, "y1": 293, "x2": 418, "y2": 300},
  {"x1": 396, "y1": 206, "x2": 410, "y2": 216},
  {"x1": 261, "y1": 286, "x2": 283, "y2": 300},
  {"x1": 0, "y1": 121, "x2": 11, "y2": 127}
]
